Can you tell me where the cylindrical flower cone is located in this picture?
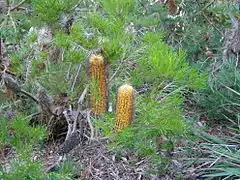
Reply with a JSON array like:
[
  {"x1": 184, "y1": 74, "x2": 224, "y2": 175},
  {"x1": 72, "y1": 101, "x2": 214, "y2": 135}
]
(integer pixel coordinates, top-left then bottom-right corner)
[
  {"x1": 87, "y1": 54, "x2": 108, "y2": 115},
  {"x1": 115, "y1": 84, "x2": 135, "y2": 131}
]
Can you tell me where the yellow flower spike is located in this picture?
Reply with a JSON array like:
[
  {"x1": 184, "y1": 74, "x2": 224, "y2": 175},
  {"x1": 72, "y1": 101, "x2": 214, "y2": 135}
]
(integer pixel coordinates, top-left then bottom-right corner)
[
  {"x1": 115, "y1": 84, "x2": 135, "y2": 131},
  {"x1": 88, "y1": 54, "x2": 108, "y2": 115}
]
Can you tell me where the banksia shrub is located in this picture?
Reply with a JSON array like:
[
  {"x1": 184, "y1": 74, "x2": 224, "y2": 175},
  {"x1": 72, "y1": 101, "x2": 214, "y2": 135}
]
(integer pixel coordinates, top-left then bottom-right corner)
[
  {"x1": 115, "y1": 84, "x2": 135, "y2": 131},
  {"x1": 88, "y1": 54, "x2": 108, "y2": 115}
]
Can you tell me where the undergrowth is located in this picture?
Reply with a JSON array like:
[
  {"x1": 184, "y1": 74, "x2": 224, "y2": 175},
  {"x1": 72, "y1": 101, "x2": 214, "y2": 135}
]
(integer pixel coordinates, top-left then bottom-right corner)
[{"x1": 0, "y1": 117, "x2": 77, "y2": 179}]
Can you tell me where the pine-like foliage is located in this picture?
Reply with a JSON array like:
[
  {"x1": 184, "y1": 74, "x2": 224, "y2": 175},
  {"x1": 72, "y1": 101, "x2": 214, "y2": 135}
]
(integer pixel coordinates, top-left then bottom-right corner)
[
  {"x1": 31, "y1": 0, "x2": 78, "y2": 25},
  {"x1": 193, "y1": 129, "x2": 240, "y2": 179},
  {"x1": 196, "y1": 60, "x2": 240, "y2": 124},
  {"x1": 136, "y1": 32, "x2": 207, "y2": 89}
]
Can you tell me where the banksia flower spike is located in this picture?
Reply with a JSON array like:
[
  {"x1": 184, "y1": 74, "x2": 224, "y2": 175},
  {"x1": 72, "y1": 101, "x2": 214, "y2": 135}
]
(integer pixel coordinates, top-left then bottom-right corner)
[
  {"x1": 87, "y1": 54, "x2": 108, "y2": 115},
  {"x1": 115, "y1": 84, "x2": 135, "y2": 131}
]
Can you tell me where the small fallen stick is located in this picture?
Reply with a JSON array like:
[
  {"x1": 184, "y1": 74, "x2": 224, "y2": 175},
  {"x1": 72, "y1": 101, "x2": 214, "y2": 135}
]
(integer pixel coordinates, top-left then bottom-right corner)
[
  {"x1": 44, "y1": 156, "x2": 63, "y2": 173},
  {"x1": 86, "y1": 110, "x2": 94, "y2": 140},
  {"x1": 63, "y1": 110, "x2": 74, "y2": 141},
  {"x1": 10, "y1": 0, "x2": 27, "y2": 11}
]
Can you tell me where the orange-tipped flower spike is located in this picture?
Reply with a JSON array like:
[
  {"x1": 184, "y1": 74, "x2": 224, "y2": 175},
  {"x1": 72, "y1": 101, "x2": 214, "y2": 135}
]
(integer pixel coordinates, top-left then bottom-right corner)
[
  {"x1": 88, "y1": 54, "x2": 108, "y2": 115},
  {"x1": 115, "y1": 84, "x2": 135, "y2": 131}
]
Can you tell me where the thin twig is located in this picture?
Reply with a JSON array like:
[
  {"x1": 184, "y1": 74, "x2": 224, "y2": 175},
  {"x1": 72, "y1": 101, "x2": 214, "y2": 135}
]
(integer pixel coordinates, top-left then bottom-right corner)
[
  {"x1": 10, "y1": 0, "x2": 27, "y2": 11},
  {"x1": 0, "y1": 66, "x2": 16, "y2": 76},
  {"x1": 208, "y1": 155, "x2": 221, "y2": 168},
  {"x1": 201, "y1": 12, "x2": 223, "y2": 36},
  {"x1": 72, "y1": 112, "x2": 78, "y2": 133},
  {"x1": 7, "y1": 9, "x2": 17, "y2": 32},
  {"x1": 71, "y1": 64, "x2": 82, "y2": 92},
  {"x1": 44, "y1": 156, "x2": 63, "y2": 173},
  {"x1": 72, "y1": 42, "x2": 89, "y2": 53},
  {"x1": 195, "y1": 0, "x2": 223, "y2": 37},
  {"x1": 196, "y1": 0, "x2": 216, "y2": 14},
  {"x1": 66, "y1": 63, "x2": 71, "y2": 80},
  {"x1": 109, "y1": 65, "x2": 121, "y2": 82},
  {"x1": 63, "y1": 110, "x2": 73, "y2": 141},
  {"x1": 78, "y1": 85, "x2": 89, "y2": 107},
  {"x1": 0, "y1": 65, "x2": 7, "y2": 74},
  {"x1": 24, "y1": 112, "x2": 40, "y2": 120},
  {"x1": 21, "y1": 89, "x2": 39, "y2": 103},
  {"x1": 86, "y1": 110, "x2": 94, "y2": 140}
]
